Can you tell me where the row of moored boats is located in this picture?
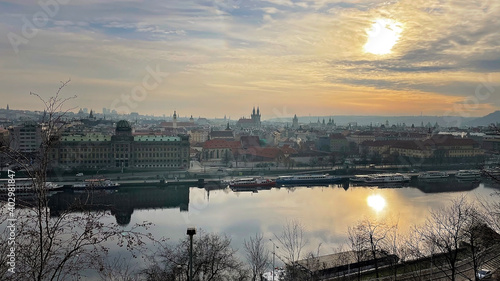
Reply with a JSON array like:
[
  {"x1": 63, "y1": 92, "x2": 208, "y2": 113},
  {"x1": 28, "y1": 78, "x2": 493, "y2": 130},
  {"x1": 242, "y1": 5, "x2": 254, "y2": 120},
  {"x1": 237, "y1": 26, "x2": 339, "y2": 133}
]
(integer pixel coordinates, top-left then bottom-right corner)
[
  {"x1": 0, "y1": 178, "x2": 120, "y2": 196},
  {"x1": 2, "y1": 168, "x2": 497, "y2": 194},
  {"x1": 227, "y1": 168, "x2": 498, "y2": 189}
]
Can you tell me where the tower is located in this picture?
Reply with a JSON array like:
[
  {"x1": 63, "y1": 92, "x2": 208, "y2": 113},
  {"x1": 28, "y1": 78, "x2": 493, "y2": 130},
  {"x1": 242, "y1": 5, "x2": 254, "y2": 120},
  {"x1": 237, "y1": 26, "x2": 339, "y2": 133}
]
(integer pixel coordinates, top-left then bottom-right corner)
[
  {"x1": 251, "y1": 107, "x2": 261, "y2": 127},
  {"x1": 173, "y1": 111, "x2": 178, "y2": 135},
  {"x1": 292, "y1": 114, "x2": 298, "y2": 128}
]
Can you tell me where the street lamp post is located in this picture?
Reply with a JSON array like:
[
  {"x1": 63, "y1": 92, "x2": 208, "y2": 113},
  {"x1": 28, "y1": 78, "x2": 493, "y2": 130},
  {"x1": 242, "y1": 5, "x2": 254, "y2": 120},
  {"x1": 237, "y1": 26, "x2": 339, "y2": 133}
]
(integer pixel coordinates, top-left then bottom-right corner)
[
  {"x1": 269, "y1": 239, "x2": 279, "y2": 281},
  {"x1": 187, "y1": 227, "x2": 196, "y2": 281}
]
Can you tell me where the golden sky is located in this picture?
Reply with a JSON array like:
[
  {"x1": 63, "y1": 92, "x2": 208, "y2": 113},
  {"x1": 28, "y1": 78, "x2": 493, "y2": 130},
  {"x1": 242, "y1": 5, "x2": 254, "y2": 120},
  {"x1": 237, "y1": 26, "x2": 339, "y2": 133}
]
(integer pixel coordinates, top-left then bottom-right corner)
[{"x1": 0, "y1": 0, "x2": 499, "y2": 119}]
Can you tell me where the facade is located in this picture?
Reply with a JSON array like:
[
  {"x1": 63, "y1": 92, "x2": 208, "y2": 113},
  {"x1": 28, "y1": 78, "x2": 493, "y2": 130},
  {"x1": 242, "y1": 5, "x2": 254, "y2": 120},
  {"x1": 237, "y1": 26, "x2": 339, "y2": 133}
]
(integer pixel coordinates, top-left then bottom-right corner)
[
  {"x1": 359, "y1": 136, "x2": 484, "y2": 162},
  {"x1": 236, "y1": 107, "x2": 261, "y2": 129},
  {"x1": 329, "y1": 133, "x2": 349, "y2": 152},
  {"x1": 188, "y1": 129, "x2": 209, "y2": 144},
  {"x1": 346, "y1": 131, "x2": 376, "y2": 145},
  {"x1": 50, "y1": 120, "x2": 190, "y2": 170},
  {"x1": 201, "y1": 139, "x2": 241, "y2": 162},
  {"x1": 8, "y1": 122, "x2": 43, "y2": 153},
  {"x1": 209, "y1": 124, "x2": 234, "y2": 140}
]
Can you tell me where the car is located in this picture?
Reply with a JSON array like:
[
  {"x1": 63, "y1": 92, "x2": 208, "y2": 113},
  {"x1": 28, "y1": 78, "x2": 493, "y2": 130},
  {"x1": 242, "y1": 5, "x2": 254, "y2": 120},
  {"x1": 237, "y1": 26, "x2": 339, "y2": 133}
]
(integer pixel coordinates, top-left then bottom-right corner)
[
  {"x1": 76, "y1": 173, "x2": 84, "y2": 177},
  {"x1": 477, "y1": 269, "x2": 492, "y2": 280}
]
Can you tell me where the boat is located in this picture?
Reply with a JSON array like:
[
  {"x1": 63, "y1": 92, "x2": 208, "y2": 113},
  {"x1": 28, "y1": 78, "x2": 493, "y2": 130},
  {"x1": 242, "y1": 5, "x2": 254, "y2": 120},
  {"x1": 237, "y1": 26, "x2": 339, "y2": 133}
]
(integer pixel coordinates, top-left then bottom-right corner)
[
  {"x1": 71, "y1": 178, "x2": 120, "y2": 190},
  {"x1": 350, "y1": 175, "x2": 373, "y2": 183},
  {"x1": 0, "y1": 178, "x2": 63, "y2": 194},
  {"x1": 455, "y1": 170, "x2": 481, "y2": 179},
  {"x1": 275, "y1": 174, "x2": 341, "y2": 185},
  {"x1": 229, "y1": 177, "x2": 276, "y2": 188},
  {"x1": 418, "y1": 171, "x2": 449, "y2": 179},
  {"x1": 362, "y1": 173, "x2": 410, "y2": 184},
  {"x1": 482, "y1": 167, "x2": 500, "y2": 177}
]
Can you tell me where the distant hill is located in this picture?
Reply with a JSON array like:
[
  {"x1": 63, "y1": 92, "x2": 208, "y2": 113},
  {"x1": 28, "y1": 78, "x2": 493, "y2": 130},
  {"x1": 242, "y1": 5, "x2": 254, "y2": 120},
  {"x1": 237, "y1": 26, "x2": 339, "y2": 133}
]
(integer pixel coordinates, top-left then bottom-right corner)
[
  {"x1": 266, "y1": 115, "x2": 477, "y2": 127},
  {"x1": 466, "y1": 111, "x2": 500, "y2": 127}
]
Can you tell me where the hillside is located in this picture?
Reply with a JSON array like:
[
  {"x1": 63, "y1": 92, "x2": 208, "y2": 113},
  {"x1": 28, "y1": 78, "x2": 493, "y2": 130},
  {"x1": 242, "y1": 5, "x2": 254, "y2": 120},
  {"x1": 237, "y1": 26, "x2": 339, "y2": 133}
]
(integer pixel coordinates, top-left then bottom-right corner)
[{"x1": 467, "y1": 111, "x2": 500, "y2": 127}]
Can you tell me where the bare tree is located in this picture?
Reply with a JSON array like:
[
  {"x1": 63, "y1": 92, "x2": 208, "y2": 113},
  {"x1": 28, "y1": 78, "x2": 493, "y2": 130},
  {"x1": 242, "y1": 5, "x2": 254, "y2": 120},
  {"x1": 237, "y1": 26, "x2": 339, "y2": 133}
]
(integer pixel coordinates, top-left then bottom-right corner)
[
  {"x1": 348, "y1": 218, "x2": 393, "y2": 280},
  {"x1": 274, "y1": 220, "x2": 308, "y2": 281},
  {"x1": 459, "y1": 202, "x2": 498, "y2": 281},
  {"x1": 244, "y1": 233, "x2": 269, "y2": 281},
  {"x1": 347, "y1": 223, "x2": 369, "y2": 281},
  {"x1": 417, "y1": 196, "x2": 473, "y2": 281},
  {"x1": 0, "y1": 82, "x2": 153, "y2": 280},
  {"x1": 274, "y1": 220, "x2": 307, "y2": 265},
  {"x1": 144, "y1": 230, "x2": 248, "y2": 281}
]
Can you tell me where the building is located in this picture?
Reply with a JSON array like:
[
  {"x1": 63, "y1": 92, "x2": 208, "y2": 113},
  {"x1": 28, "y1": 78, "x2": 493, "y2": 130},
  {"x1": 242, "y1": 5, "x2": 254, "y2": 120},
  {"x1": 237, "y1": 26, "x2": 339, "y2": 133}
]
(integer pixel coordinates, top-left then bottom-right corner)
[
  {"x1": 295, "y1": 250, "x2": 398, "y2": 280},
  {"x1": 346, "y1": 131, "x2": 376, "y2": 145},
  {"x1": 209, "y1": 124, "x2": 234, "y2": 140},
  {"x1": 330, "y1": 133, "x2": 349, "y2": 152},
  {"x1": 292, "y1": 114, "x2": 299, "y2": 128},
  {"x1": 201, "y1": 139, "x2": 241, "y2": 162},
  {"x1": 50, "y1": 120, "x2": 190, "y2": 170},
  {"x1": 188, "y1": 129, "x2": 209, "y2": 144},
  {"x1": 236, "y1": 107, "x2": 261, "y2": 129},
  {"x1": 358, "y1": 135, "x2": 484, "y2": 162},
  {"x1": 8, "y1": 122, "x2": 43, "y2": 153}
]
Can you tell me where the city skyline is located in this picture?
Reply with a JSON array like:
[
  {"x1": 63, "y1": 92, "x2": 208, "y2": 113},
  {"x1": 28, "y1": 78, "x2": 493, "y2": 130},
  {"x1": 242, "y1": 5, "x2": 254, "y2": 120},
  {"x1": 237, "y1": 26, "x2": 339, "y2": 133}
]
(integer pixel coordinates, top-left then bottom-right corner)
[{"x1": 1, "y1": 0, "x2": 499, "y2": 118}]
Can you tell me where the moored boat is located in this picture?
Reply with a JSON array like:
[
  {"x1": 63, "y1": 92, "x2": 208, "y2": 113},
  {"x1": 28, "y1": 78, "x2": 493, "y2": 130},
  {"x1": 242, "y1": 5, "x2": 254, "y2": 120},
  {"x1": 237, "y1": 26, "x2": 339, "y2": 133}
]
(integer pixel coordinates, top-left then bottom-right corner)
[
  {"x1": 71, "y1": 178, "x2": 120, "y2": 190},
  {"x1": 350, "y1": 175, "x2": 373, "y2": 183},
  {"x1": 275, "y1": 174, "x2": 341, "y2": 185},
  {"x1": 229, "y1": 177, "x2": 276, "y2": 188},
  {"x1": 0, "y1": 178, "x2": 63, "y2": 194},
  {"x1": 455, "y1": 170, "x2": 481, "y2": 179},
  {"x1": 362, "y1": 173, "x2": 410, "y2": 184},
  {"x1": 483, "y1": 167, "x2": 500, "y2": 177},
  {"x1": 418, "y1": 171, "x2": 449, "y2": 179}
]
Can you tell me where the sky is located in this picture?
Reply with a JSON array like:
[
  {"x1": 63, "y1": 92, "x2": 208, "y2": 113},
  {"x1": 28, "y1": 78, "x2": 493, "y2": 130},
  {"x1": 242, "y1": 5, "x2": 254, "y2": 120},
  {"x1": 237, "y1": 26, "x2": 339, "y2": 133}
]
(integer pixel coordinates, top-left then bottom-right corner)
[{"x1": 0, "y1": 0, "x2": 499, "y2": 120}]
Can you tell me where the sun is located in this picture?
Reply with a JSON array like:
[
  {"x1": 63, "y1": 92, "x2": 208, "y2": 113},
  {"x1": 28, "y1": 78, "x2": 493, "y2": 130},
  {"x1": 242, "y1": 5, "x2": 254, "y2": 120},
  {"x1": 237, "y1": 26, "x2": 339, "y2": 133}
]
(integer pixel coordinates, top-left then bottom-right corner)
[
  {"x1": 367, "y1": 195, "x2": 386, "y2": 212},
  {"x1": 364, "y1": 19, "x2": 403, "y2": 55}
]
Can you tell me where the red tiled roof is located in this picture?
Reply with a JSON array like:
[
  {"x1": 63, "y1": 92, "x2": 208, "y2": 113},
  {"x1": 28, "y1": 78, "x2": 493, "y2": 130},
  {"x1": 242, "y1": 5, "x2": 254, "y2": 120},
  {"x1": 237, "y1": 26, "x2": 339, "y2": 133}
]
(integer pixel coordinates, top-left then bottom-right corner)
[
  {"x1": 210, "y1": 131, "x2": 234, "y2": 138},
  {"x1": 240, "y1": 136, "x2": 260, "y2": 147},
  {"x1": 424, "y1": 136, "x2": 477, "y2": 147},
  {"x1": 242, "y1": 147, "x2": 282, "y2": 159},
  {"x1": 203, "y1": 139, "x2": 241, "y2": 149},
  {"x1": 280, "y1": 146, "x2": 297, "y2": 155},
  {"x1": 330, "y1": 133, "x2": 347, "y2": 140}
]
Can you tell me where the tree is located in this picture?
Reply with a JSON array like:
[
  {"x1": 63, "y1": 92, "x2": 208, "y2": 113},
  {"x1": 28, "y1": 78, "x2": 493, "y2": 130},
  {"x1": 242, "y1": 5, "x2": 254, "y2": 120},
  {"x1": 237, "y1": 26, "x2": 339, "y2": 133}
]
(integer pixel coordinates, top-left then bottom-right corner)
[
  {"x1": 0, "y1": 82, "x2": 152, "y2": 280},
  {"x1": 460, "y1": 203, "x2": 497, "y2": 281},
  {"x1": 347, "y1": 223, "x2": 369, "y2": 281},
  {"x1": 274, "y1": 220, "x2": 308, "y2": 280},
  {"x1": 275, "y1": 220, "x2": 307, "y2": 265},
  {"x1": 417, "y1": 196, "x2": 473, "y2": 281},
  {"x1": 144, "y1": 230, "x2": 248, "y2": 281},
  {"x1": 348, "y1": 219, "x2": 393, "y2": 279},
  {"x1": 244, "y1": 233, "x2": 269, "y2": 281}
]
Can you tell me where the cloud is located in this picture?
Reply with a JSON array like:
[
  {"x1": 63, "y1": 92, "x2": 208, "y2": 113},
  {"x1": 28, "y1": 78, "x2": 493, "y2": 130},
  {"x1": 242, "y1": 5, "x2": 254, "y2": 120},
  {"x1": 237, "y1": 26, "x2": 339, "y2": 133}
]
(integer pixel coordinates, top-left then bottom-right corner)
[{"x1": 0, "y1": 0, "x2": 499, "y2": 117}]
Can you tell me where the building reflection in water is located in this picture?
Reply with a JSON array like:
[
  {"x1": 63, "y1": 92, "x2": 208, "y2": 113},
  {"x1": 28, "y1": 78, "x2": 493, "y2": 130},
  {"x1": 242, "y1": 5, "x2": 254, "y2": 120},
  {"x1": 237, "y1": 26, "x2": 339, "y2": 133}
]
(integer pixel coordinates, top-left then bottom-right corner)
[
  {"x1": 415, "y1": 178, "x2": 480, "y2": 193},
  {"x1": 31, "y1": 177, "x2": 483, "y2": 227},
  {"x1": 48, "y1": 186, "x2": 190, "y2": 226}
]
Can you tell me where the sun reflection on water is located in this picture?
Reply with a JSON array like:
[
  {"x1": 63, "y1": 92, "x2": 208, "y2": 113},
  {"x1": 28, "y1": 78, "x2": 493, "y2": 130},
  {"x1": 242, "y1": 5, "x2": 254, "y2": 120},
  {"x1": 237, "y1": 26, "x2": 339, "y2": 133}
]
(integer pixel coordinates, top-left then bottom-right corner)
[{"x1": 367, "y1": 194, "x2": 387, "y2": 212}]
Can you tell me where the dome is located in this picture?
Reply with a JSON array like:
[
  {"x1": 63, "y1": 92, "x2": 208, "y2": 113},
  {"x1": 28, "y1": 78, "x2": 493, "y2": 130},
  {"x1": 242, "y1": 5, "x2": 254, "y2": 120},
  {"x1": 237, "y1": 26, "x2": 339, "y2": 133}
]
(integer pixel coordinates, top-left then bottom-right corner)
[{"x1": 116, "y1": 120, "x2": 131, "y2": 132}]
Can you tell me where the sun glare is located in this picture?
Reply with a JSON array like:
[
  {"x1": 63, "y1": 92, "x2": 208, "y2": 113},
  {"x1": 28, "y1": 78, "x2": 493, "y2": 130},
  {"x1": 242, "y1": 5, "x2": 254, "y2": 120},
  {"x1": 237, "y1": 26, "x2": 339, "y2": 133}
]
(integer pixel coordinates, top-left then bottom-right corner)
[
  {"x1": 364, "y1": 19, "x2": 403, "y2": 55},
  {"x1": 367, "y1": 195, "x2": 386, "y2": 212}
]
